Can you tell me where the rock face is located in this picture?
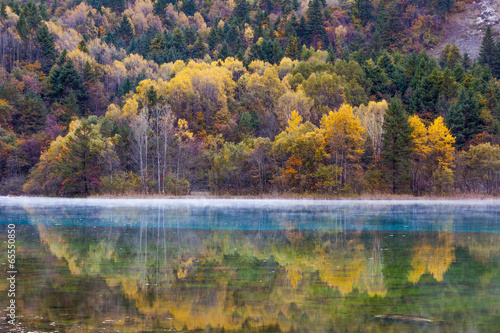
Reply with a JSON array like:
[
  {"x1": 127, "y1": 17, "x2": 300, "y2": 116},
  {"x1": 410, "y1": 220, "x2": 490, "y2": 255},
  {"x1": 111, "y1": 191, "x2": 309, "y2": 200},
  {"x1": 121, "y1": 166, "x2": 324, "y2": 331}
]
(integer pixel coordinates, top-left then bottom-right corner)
[{"x1": 428, "y1": 0, "x2": 500, "y2": 60}]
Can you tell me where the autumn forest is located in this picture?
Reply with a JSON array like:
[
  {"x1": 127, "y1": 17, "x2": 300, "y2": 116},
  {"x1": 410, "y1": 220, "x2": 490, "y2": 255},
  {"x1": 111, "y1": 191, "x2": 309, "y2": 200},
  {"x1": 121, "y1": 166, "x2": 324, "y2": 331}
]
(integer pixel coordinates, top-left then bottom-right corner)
[{"x1": 1, "y1": 0, "x2": 500, "y2": 197}]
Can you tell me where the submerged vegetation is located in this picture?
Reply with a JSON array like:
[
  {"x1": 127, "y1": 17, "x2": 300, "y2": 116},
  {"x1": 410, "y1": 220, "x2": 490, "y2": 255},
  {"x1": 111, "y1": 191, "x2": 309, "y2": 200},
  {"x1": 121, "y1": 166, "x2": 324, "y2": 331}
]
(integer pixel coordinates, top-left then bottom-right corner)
[{"x1": 0, "y1": 0, "x2": 500, "y2": 196}]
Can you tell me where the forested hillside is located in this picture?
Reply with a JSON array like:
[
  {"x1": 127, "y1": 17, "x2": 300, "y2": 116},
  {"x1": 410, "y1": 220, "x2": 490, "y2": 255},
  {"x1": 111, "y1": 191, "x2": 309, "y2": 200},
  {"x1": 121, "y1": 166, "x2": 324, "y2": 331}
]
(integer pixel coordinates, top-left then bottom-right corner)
[{"x1": 0, "y1": 0, "x2": 499, "y2": 197}]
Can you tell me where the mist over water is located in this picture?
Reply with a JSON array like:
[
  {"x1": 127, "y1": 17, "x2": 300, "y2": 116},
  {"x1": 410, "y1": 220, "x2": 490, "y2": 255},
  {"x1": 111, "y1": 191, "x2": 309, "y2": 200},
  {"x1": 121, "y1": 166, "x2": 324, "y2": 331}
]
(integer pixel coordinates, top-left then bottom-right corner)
[{"x1": 1, "y1": 196, "x2": 500, "y2": 232}]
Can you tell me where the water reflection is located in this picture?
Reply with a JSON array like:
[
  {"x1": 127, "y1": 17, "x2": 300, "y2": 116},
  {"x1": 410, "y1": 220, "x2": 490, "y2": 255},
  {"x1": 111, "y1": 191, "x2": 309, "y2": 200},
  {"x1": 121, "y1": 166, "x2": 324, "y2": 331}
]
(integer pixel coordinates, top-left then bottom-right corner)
[{"x1": 0, "y1": 201, "x2": 499, "y2": 332}]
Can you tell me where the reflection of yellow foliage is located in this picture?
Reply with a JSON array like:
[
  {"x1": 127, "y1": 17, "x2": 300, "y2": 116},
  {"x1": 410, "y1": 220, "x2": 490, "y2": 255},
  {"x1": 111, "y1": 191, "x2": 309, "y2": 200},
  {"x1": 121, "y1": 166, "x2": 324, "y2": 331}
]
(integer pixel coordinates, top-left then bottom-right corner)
[
  {"x1": 177, "y1": 257, "x2": 194, "y2": 279},
  {"x1": 408, "y1": 232, "x2": 455, "y2": 283},
  {"x1": 286, "y1": 265, "x2": 302, "y2": 287}
]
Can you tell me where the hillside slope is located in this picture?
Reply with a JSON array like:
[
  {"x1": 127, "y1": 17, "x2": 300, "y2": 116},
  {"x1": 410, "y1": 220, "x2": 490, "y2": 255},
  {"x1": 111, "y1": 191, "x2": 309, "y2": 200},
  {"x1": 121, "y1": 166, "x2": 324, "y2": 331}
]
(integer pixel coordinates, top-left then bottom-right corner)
[{"x1": 428, "y1": 0, "x2": 500, "y2": 59}]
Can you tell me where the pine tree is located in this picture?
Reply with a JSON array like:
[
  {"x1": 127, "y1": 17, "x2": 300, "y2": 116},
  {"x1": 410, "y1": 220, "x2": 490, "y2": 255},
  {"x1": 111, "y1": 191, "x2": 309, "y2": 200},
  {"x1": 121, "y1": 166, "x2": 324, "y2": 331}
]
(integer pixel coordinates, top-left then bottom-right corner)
[
  {"x1": 16, "y1": 12, "x2": 28, "y2": 41},
  {"x1": 479, "y1": 26, "x2": 500, "y2": 77},
  {"x1": 171, "y1": 27, "x2": 187, "y2": 60},
  {"x1": 39, "y1": 0, "x2": 49, "y2": 20},
  {"x1": 306, "y1": 0, "x2": 326, "y2": 43},
  {"x1": 285, "y1": 35, "x2": 300, "y2": 59},
  {"x1": 55, "y1": 119, "x2": 101, "y2": 196},
  {"x1": 447, "y1": 88, "x2": 483, "y2": 148},
  {"x1": 83, "y1": 61, "x2": 95, "y2": 83},
  {"x1": 192, "y1": 37, "x2": 206, "y2": 59},
  {"x1": 218, "y1": 42, "x2": 229, "y2": 60},
  {"x1": 382, "y1": 97, "x2": 413, "y2": 194},
  {"x1": 351, "y1": 0, "x2": 373, "y2": 26},
  {"x1": 62, "y1": 58, "x2": 87, "y2": 105},
  {"x1": 462, "y1": 52, "x2": 471, "y2": 69},
  {"x1": 78, "y1": 39, "x2": 89, "y2": 53},
  {"x1": 182, "y1": 0, "x2": 196, "y2": 16},
  {"x1": 36, "y1": 23, "x2": 56, "y2": 73},
  {"x1": 15, "y1": 92, "x2": 47, "y2": 134},
  {"x1": 207, "y1": 25, "x2": 219, "y2": 50},
  {"x1": 119, "y1": 15, "x2": 133, "y2": 44},
  {"x1": 0, "y1": 2, "x2": 7, "y2": 20},
  {"x1": 24, "y1": 1, "x2": 41, "y2": 31},
  {"x1": 234, "y1": 0, "x2": 249, "y2": 22}
]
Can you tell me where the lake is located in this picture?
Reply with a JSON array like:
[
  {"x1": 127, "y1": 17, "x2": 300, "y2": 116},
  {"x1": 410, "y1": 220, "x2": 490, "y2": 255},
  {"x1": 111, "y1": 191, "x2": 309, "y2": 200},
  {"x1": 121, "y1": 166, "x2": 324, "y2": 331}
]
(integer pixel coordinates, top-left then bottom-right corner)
[{"x1": 1, "y1": 197, "x2": 500, "y2": 332}]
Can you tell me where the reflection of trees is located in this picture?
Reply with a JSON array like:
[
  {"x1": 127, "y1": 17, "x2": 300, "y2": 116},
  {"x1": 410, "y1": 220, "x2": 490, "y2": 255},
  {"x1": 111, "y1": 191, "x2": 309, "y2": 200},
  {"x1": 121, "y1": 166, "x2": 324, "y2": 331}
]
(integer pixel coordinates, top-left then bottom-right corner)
[
  {"x1": 29, "y1": 217, "x2": 390, "y2": 331},
  {"x1": 408, "y1": 232, "x2": 455, "y2": 283},
  {"x1": 455, "y1": 233, "x2": 500, "y2": 263},
  {"x1": 18, "y1": 204, "x2": 500, "y2": 333}
]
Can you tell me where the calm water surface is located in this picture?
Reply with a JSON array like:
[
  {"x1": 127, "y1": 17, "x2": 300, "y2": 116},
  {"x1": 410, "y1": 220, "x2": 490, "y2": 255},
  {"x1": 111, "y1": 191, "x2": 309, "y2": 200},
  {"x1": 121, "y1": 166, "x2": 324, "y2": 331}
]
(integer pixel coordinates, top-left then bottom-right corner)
[{"x1": 1, "y1": 197, "x2": 500, "y2": 332}]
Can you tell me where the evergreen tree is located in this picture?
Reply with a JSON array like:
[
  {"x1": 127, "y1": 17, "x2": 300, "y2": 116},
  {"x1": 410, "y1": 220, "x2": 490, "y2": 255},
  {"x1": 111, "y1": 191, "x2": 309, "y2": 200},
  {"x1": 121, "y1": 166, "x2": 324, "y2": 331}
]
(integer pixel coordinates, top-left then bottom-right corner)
[
  {"x1": 182, "y1": 0, "x2": 196, "y2": 16},
  {"x1": 36, "y1": 23, "x2": 56, "y2": 73},
  {"x1": 192, "y1": 37, "x2": 206, "y2": 59},
  {"x1": 479, "y1": 26, "x2": 500, "y2": 77},
  {"x1": 119, "y1": 77, "x2": 134, "y2": 97},
  {"x1": 218, "y1": 42, "x2": 229, "y2": 60},
  {"x1": 39, "y1": 0, "x2": 49, "y2": 21},
  {"x1": 285, "y1": 35, "x2": 300, "y2": 59},
  {"x1": 62, "y1": 58, "x2": 87, "y2": 104},
  {"x1": 234, "y1": 0, "x2": 249, "y2": 22},
  {"x1": 83, "y1": 61, "x2": 95, "y2": 83},
  {"x1": 15, "y1": 92, "x2": 47, "y2": 134},
  {"x1": 409, "y1": 70, "x2": 441, "y2": 114},
  {"x1": 55, "y1": 119, "x2": 101, "y2": 196},
  {"x1": 207, "y1": 25, "x2": 219, "y2": 50},
  {"x1": 0, "y1": 2, "x2": 7, "y2": 20},
  {"x1": 447, "y1": 88, "x2": 483, "y2": 148},
  {"x1": 371, "y1": 0, "x2": 387, "y2": 51},
  {"x1": 171, "y1": 27, "x2": 188, "y2": 60},
  {"x1": 119, "y1": 15, "x2": 133, "y2": 44},
  {"x1": 382, "y1": 97, "x2": 413, "y2": 194},
  {"x1": 63, "y1": 90, "x2": 80, "y2": 123},
  {"x1": 462, "y1": 52, "x2": 471, "y2": 69},
  {"x1": 24, "y1": 1, "x2": 41, "y2": 31},
  {"x1": 78, "y1": 39, "x2": 89, "y2": 53},
  {"x1": 16, "y1": 12, "x2": 28, "y2": 41},
  {"x1": 306, "y1": 0, "x2": 326, "y2": 43},
  {"x1": 383, "y1": 2, "x2": 404, "y2": 49},
  {"x1": 351, "y1": 0, "x2": 373, "y2": 26}
]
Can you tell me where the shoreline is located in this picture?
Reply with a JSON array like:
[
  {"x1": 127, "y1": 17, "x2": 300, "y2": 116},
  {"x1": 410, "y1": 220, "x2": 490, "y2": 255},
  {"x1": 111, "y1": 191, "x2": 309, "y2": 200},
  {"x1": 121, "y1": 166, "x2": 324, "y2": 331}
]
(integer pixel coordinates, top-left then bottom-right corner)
[
  {"x1": 92, "y1": 191, "x2": 499, "y2": 201},
  {"x1": 2, "y1": 192, "x2": 499, "y2": 201}
]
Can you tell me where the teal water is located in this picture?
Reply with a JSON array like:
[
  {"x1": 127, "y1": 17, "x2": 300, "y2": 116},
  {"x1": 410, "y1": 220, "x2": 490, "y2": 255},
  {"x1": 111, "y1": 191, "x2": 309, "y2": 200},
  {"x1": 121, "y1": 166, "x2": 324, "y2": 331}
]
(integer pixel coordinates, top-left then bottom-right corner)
[{"x1": 1, "y1": 197, "x2": 500, "y2": 332}]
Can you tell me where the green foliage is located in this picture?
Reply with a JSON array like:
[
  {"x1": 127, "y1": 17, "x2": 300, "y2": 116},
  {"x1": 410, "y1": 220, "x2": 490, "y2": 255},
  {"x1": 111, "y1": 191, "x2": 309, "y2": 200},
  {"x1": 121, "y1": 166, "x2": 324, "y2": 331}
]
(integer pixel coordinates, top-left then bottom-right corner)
[
  {"x1": 447, "y1": 89, "x2": 483, "y2": 149},
  {"x1": 351, "y1": 0, "x2": 373, "y2": 26},
  {"x1": 479, "y1": 26, "x2": 500, "y2": 78},
  {"x1": 382, "y1": 97, "x2": 413, "y2": 194}
]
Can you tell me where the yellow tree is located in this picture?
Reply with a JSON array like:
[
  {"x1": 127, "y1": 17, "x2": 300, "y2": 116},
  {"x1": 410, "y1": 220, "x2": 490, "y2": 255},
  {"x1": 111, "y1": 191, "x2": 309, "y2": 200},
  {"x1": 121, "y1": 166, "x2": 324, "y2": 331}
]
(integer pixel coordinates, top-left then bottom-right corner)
[
  {"x1": 273, "y1": 111, "x2": 328, "y2": 192},
  {"x1": 320, "y1": 104, "x2": 366, "y2": 190},
  {"x1": 409, "y1": 115, "x2": 455, "y2": 194}
]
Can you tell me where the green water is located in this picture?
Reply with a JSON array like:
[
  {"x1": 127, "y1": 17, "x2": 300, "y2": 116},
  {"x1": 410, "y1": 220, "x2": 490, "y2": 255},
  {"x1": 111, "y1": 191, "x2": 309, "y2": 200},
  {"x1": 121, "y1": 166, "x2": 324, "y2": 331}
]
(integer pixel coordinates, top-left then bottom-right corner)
[{"x1": 1, "y1": 198, "x2": 500, "y2": 332}]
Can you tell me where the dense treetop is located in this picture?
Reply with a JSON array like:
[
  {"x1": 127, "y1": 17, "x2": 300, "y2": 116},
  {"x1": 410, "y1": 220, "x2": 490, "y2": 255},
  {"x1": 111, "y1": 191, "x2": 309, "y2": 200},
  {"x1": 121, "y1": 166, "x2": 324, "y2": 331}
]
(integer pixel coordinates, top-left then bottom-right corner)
[{"x1": 0, "y1": 0, "x2": 500, "y2": 196}]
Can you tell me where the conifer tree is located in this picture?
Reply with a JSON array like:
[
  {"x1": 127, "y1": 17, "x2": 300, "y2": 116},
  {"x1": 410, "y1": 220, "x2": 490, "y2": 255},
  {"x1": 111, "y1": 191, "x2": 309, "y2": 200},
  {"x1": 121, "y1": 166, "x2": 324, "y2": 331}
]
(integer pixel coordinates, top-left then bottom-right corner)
[
  {"x1": 285, "y1": 35, "x2": 300, "y2": 59},
  {"x1": 218, "y1": 42, "x2": 229, "y2": 60},
  {"x1": 78, "y1": 40, "x2": 89, "y2": 53},
  {"x1": 351, "y1": 0, "x2": 373, "y2": 26},
  {"x1": 119, "y1": 15, "x2": 133, "y2": 44},
  {"x1": 447, "y1": 88, "x2": 483, "y2": 148},
  {"x1": 234, "y1": 0, "x2": 249, "y2": 22},
  {"x1": 192, "y1": 37, "x2": 206, "y2": 59},
  {"x1": 55, "y1": 119, "x2": 101, "y2": 196},
  {"x1": 382, "y1": 97, "x2": 413, "y2": 193},
  {"x1": 306, "y1": 0, "x2": 326, "y2": 43},
  {"x1": 36, "y1": 23, "x2": 56, "y2": 73},
  {"x1": 479, "y1": 26, "x2": 500, "y2": 77},
  {"x1": 0, "y1": 2, "x2": 7, "y2": 20},
  {"x1": 16, "y1": 12, "x2": 29, "y2": 41},
  {"x1": 182, "y1": 0, "x2": 196, "y2": 16}
]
